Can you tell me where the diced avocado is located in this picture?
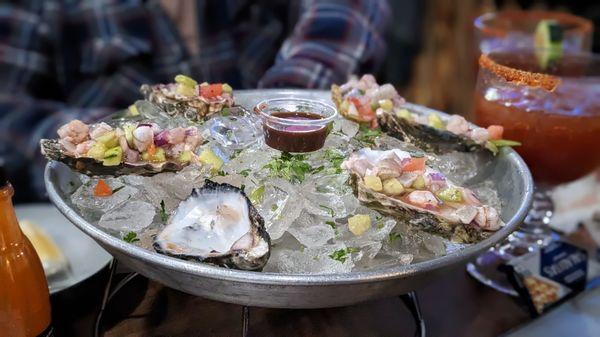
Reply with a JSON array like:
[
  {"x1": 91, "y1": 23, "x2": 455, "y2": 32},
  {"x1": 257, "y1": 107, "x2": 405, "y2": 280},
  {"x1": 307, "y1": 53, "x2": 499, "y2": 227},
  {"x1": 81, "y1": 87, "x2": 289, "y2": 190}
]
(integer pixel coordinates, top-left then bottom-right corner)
[
  {"x1": 87, "y1": 142, "x2": 108, "y2": 161},
  {"x1": 412, "y1": 175, "x2": 426, "y2": 189},
  {"x1": 198, "y1": 148, "x2": 223, "y2": 172},
  {"x1": 222, "y1": 83, "x2": 233, "y2": 93},
  {"x1": 128, "y1": 104, "x2": 140, "y2": 116},
  {"x1": 363, "y1": 175, "x2": 383, "y2": 192},
  {"x1": 534, "y1": 20, "x2": 563, "y2": 69},
  {"x1": 102, "y1": 146, "x2": 123, "y2": 166},
  {"x1": 122, "y1": 124, "x2": 136, "y2": 148},
  {"x1": 178, "y1": 150, "x2": 193, "y2": 164},
  {"x1": 378, "y1": 99, "x2": 393, "y2": 111},
  {"x1": 382, "y1": 178, "x2": 404, "y2": 195},
  {"x1": 96, "y1": 131, "x2": 119, "y2": 148},
  {"x1": 141, "y1": 148, "x2": 166, "y2": 163},
  {"x1": 348, "y1": 214, "x2": 371, "y2": 236},
  {"x1": 395, "y1": 108, "x2": 413, "y2": 121},
  {"x1": 176, "y1": 83, "x2": 196, "y2": 97},
  {"x1": 437, "y1": 188, "x2": 463, "y2": 202},
  {"x1": 428, "y1": 113, "x2": 444, "y2": 130},
  {"x1": 174, "y1": 74, "x2": 198, "y2": 87}
]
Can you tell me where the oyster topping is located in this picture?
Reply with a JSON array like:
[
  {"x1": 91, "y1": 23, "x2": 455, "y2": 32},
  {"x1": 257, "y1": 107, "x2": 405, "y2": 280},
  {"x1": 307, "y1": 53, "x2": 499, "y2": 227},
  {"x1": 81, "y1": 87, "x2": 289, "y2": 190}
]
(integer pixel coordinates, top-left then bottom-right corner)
[
  {"x1": 141, "y1": 74, "x2": 234, "y2": 121},
  {"x1": 342, "y1": 148, "x2": 503, "y2": 243},
  {"x1": 154, "y1": 181, "x2": 271, "y2": 271},
  {"x1": 332, "y1": 74, "x2": 520, "y2": 154},
  {"x1": 40, "y1": 120, "x2": 203, "y2": 176}
]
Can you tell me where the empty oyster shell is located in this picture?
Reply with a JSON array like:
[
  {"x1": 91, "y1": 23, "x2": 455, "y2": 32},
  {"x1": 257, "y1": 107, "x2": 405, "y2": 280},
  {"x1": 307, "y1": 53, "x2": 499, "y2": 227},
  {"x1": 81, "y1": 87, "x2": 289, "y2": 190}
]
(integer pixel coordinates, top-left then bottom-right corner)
[{"x1": 154, "y1": 180, "x2": 271, "y2": 271}]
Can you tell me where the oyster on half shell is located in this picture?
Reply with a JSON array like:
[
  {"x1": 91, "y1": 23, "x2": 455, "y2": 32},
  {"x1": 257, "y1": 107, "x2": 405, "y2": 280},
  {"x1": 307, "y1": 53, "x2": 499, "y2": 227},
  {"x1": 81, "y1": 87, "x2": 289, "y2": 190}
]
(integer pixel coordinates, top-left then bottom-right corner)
[
  {"x1": 154, "y1": 180, "x2": 271, "y2": 271},
  {"x1": 342, "y1": 148, "x2": 503, "y2": 243}
]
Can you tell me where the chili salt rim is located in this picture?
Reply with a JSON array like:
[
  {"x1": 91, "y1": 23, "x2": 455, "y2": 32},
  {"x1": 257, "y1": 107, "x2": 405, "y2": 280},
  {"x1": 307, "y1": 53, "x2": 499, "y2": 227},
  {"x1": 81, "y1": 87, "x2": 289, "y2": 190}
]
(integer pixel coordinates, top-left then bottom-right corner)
[
  {"x1": 479, "y1": 54, "x2": 561, "y2": 91},
  {"x1": 474, "y1": 10, "x2": 593, "y2": 38}
]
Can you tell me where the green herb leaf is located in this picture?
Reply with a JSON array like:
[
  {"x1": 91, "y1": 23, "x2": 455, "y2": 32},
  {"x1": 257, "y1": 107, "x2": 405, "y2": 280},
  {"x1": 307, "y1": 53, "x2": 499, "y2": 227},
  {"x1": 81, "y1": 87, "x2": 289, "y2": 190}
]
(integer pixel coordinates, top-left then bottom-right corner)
[
  {"x1": 240, "y1": 184, "x2": 246, "y2": 192},
  {"x1": 329, "y1": 247, "x2": 360, "y2": 263},
  {"x1": 319, "y1": 205, "x2": 336, "y2": 217},
  {"x1": 112, "y1": 185, "x2": 125, "y2": 193},
  {"x1": 239, "y1": 169, "x2": 251, "y2": 177},
  {"x1": 375, "y1": 215, "x2": 384, "y2": 229},
  {"x1": 249, "y1": 185, "x2": 265, "y2": 204},
  {"x1": 388, "y1": 232, "x2": 402, "y2": 244},
  {"x1": 271, "y1": 204, "x2": 278, "y2": 212},
  {"x1": 325, "y1": 220, "x2": 336, "y2": 229},
  {"x1": 263, "y1": 152, "x2": 314, "y2": 184},
  {"x1": 160, "y1": 200, "x2": 168, "y2": 222},
  {"x1": 322, "y1": 148, "x2": 345, "y2": 174},
  {"x1": 354, "y1": 125, "x2": 382, "y2": 146},
  {"x1": 490, "y1": 139, "x2": 522, "y2": 147},
  {"x1": 122, "y1": 231, "x2": 139, "y2": 243},
  {"x1": 221, "y1": 107, "x2": 231, "y2": 116}
]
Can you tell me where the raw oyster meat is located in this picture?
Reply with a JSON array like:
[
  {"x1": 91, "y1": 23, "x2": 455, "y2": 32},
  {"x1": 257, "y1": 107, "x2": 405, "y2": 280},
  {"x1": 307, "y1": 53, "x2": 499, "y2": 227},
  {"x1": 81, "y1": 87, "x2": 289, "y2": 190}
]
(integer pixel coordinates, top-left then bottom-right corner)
[
  {"x1": 40, "y1": 119, "x2": 202, "y2": 176},
  {"x1": 154, "y1": 180, "x2": 271, "y2": 271},
  {"x1": 342, "y1": 148, "x2": 503, "y2": 243}
]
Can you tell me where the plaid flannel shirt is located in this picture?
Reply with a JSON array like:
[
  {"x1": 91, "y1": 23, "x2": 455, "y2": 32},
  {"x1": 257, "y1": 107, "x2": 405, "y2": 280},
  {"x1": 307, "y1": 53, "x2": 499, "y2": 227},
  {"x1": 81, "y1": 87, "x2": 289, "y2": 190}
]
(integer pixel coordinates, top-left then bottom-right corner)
[{"x1": 0, "y1": 0, "x2": 389, "y2": 201}]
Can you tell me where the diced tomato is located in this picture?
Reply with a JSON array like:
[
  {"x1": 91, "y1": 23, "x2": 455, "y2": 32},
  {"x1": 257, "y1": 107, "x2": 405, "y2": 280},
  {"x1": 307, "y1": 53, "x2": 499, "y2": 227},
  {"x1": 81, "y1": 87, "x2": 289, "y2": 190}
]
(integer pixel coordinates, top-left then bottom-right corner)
[
  {"x1": 93, "y1": 179, "x2": 112, "y2": 197},
  {"x1": 199, "y1": 84, "x2": 223, "y2": 98},
  {"x1": 348, "y1": 97, "x2": 374, "y2": 122},
  {"x1": 147, "y1": 143, "x2": 157, "y2": 156},
  {"x1": 487, "y1": 125, "x2": 504, "y2": 140},
  {"x1": 402, "y1": 157, "x2": 426, "y2": 172}
]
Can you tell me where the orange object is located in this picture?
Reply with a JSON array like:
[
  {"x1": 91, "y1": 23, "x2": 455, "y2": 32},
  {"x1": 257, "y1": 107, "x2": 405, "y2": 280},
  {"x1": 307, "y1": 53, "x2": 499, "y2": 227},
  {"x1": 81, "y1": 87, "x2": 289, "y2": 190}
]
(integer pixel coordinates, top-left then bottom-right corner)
[
  {"x1": 147, "y1": 143, "x2": 157, "y2": 156},
  {"x1": 487, "y1": 125, "x2": 504, "y2": 140},
  {"x1": 93, "y1": 179, "x2": 113, "y2": 197},
  {"x1": 348, "y1": 98, "x2": 375, "y2": 122},
  {"x1": 0, "y1": 174, "x2": 53, "y2": 336},
  {"x1": 199, "y1": 84, "x2": 223, "y2": 98},
  {"x1": 403, "y1": 157, "x2": 426, "y2": 172}
]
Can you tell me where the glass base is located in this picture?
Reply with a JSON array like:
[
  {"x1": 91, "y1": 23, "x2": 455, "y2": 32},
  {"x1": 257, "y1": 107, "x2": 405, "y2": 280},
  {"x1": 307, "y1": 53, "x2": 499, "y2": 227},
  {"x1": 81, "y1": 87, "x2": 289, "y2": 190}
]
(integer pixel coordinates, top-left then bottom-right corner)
[
  {"x1": 467, "y1": 190, "x2": 554, "y2": 295},
  {"x1": 466, "y1": 248, "x2": 518, "y2": 296}
]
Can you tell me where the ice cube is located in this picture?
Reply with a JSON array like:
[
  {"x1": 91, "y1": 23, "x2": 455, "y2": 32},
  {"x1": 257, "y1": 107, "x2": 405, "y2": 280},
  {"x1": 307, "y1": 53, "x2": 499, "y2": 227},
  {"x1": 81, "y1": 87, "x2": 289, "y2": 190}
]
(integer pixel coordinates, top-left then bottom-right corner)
[
  {"x1": 287, "y1": 211, "x2": 335, "y2": 248},
  {"x1": 205, "y1": 109, "x2": 262, "y2": 150},
  {"x1": 253, "y1": 179, "x2": 303, "y2": 240},
  {"x1": 98, "y1": 200, "x2": 156, "y2": 233},
  {"x1": 263, "y1": 243, "x2": 355, "y2": 274},
  {"x1": 71, "y1": 178, "x2": 139, "y2": 216}
]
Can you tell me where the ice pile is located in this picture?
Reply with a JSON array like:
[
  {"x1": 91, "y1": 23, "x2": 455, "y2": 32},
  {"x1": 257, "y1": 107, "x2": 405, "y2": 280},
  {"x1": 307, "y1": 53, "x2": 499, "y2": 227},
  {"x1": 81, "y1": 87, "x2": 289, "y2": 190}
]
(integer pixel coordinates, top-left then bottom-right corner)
[{"x1": 68, "y1": 115, "x2": 502, "y2": 274}]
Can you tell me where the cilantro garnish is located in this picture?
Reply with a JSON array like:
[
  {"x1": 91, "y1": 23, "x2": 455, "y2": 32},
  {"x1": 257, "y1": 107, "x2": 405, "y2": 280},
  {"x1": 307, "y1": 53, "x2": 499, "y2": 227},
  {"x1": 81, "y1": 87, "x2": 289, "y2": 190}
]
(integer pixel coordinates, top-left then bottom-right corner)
[
  {"x1": 329, "y1": 247, "x2": 360, "y2": 263},
  {"x1": 322, "y1": 148, "x2": 345, "y2": 174},
  {"x1": 319, "y1": 205, "x2": 335, "y2": 217},
  {"x1": 263, "y1": 152, "x2": 315, "y2": 184},
  {"x1": 112, "y1": 185, "x2": 125, "y2": 193},
  {"x1": 388, "y1": 232, "x2": 402, "y2": 243},
  {"x1": 249, "y1": 185, "x2": 265, "y2": 204},
  {"x1": 354, "y1": 125, "x2": 382, "y2": 146},
  {"x1": 160, "y1": 200, "x2": 168, "y2": 222},
  {"x1": 271, "y1": 204, "x2": 278, "y2": 212},
  {"x1": 239, "y1": 169, "x2": 251, "y2": 177},
  {"x1": 122, "y1": 231, "x2": 139, "y2": 243}
]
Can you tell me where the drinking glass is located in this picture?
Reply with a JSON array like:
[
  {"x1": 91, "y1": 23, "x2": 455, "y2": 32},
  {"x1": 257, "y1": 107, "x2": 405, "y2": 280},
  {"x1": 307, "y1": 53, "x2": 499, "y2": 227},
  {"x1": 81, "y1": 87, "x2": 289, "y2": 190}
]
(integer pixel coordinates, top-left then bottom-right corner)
[{"x1": 467, "y1": 49, "x2": 600, "y2": 294}]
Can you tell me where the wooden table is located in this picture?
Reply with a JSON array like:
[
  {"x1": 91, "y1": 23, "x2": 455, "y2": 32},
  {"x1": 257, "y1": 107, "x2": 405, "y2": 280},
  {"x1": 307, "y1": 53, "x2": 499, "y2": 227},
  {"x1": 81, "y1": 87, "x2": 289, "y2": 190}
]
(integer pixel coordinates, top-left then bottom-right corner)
[{"x1": 51, "y1": 261, "x2": 532, "y2": 337}]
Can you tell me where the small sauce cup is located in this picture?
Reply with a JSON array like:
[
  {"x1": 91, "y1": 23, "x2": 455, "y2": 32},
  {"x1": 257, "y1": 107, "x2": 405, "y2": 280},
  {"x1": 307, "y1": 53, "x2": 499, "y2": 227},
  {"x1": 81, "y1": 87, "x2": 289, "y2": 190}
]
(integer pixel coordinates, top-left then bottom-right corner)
[{"x1": 255, "y1": 98, "x2": 337, "y2": 152}]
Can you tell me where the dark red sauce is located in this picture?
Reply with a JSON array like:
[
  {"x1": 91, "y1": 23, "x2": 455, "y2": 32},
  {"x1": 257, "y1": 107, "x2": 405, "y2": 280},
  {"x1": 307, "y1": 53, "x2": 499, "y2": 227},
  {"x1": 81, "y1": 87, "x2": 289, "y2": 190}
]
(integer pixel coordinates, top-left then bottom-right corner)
[{"x1": 263, "y1": 112, "x2": 328, "y2": 152}]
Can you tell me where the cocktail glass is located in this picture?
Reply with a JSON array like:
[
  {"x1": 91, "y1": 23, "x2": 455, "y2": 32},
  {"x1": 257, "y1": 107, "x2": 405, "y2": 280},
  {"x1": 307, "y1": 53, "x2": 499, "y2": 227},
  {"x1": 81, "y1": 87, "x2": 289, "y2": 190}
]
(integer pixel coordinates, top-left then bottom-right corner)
[
  {"x1": 474, "y1": 9, "x2": 593, "y2": 55},
  {"x1": 467, "y1": 49, "x2": 600, "y2": 294}
]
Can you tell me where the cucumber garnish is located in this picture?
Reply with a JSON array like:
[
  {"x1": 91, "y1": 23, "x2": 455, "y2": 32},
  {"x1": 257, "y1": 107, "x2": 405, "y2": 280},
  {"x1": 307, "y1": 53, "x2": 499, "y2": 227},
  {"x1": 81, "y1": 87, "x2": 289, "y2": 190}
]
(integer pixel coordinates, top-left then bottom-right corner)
[{"x1": 534, "y1": 20, "x2": 564, "y2": 70}]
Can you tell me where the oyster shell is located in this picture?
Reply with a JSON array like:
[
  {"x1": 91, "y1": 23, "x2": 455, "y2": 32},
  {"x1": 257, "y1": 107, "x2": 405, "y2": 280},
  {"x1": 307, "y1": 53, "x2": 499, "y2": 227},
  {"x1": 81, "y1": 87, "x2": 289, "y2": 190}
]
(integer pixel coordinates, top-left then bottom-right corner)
[
  {"x1": 377, "y1": 111, "x2": 485, "y2": 154},
  {"x1": 342, "y1": 148, "x2": 503, "y2": 243},
  {"x1": 40, "y1": 120, "x2": 202, "y2": 176},
  {"x1": 141, "y1": 83, "x2": 234, "y2": 122},
  {"x1": 154, "y1": 180, "x2": 271, "y2": 271}
]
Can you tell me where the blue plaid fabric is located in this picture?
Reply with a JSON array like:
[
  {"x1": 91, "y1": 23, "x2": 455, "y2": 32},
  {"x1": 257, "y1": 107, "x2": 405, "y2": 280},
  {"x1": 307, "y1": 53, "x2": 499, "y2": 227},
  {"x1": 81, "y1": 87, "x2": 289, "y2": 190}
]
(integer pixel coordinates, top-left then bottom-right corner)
[{"x1": 0, "y1": 0, "x2": 389, "y2": 200}]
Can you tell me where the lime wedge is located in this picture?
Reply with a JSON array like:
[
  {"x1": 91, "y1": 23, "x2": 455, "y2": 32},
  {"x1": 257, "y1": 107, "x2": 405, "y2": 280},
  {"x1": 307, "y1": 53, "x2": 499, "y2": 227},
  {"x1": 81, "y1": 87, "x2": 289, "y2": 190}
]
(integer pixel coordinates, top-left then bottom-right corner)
[{"x1": 534, "y1": 20, "x2": 564, "y2": 69}]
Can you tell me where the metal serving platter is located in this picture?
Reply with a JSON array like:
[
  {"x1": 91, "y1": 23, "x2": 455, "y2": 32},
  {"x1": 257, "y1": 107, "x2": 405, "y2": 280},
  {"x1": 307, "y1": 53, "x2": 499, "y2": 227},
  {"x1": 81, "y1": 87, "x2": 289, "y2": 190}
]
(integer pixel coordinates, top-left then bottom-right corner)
[{"x1": 45, "y1": 89, "x2": 533, "y2": 308}]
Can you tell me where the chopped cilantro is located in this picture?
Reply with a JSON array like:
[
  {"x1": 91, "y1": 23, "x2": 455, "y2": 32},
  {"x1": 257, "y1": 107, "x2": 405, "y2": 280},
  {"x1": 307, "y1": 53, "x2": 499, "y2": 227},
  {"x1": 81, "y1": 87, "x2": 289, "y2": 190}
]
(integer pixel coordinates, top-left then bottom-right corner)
[
  {"x1": 112, "y1": 185, "x2": 125, "y2": 193},
  {"x1": 221, "y1": 107, "x2": 231, "y2": 116},
  {"x1": 325, "y1": 220, "x2": 336, "y2": 229},
  {"x1": 271, "y1": 204, "x2": 278, "y2": 212},
  {"x1": 160, "y1": 200, "x2": 168, "y2": 222},
  {"x1": 375, "y1": 215, "x2": 384, "y2": 229},
  {"x1": 263, "y1": 152, "x2": 315, "y2": 184},
  {"x1": 239, "y1": 169, "x2": 251, "y2": 177},
  {"x1": 388, "y1": 232, "x2": 402, "y2": 244},
  {"x1": 354, "y1": 125, "x2": 382, "y2": 146},
  {"x1": 322, "y1": 148, "x2": 345, "y2": 174},
  {"x1": 319, "y1": 205, "x2": 335, "y2": 217},
  {"x1": 329, "y1": 247, "x2": 360, "y2": 263},
  {"x1": 122, "y1": 231, "x2": 139, "y2": 243},
  {"x1": 215, "y1": 170, "x2": 227, "y2": 177},
  {"x1": 249, "y1": 185, "x2": 265, "y2": 204},
  {"x1": 240, "y1": 184, "x2": 246, "y2": 192}
]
